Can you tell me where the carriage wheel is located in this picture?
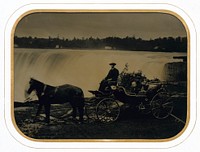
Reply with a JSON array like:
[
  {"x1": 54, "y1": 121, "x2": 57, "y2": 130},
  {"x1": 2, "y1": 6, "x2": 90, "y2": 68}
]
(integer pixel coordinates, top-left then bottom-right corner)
[
  {"x1": 96, "y1": 98, "x2": 120, "y2": 123},
  {"x1": 151, "y1": 92, "x2": 174, "y2": 119}
]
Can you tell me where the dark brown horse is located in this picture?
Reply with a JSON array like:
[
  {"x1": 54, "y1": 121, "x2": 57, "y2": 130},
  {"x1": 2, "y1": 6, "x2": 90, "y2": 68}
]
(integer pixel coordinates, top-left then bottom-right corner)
[{"x1": 26, "y1": 78, "x2": 85, "y2": 123}]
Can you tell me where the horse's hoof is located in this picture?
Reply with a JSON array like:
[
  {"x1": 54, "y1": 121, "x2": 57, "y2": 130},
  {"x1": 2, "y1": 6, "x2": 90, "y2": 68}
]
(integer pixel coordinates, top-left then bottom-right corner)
[
  {"x1": 45, "y1": 122, "x2": 50, "y2": 126},
  {"x1": 45, "y1": 119, "x2": 50, "y2": 124},
  {"x1": 32, "y1": 117, "x2": 39, "y2": 123},
  {"x1": 68, "y1": 116, "x2": 77, "y2": 121},
  {"x1": 79, "y1": 120, "x2": 86, "y2": 124},
  {"x1": 77, "y1": 121, "x2": 82, "y2": 124},
  {"x1": 77, "y1": 118, "x2": 85, "y2": 124}
]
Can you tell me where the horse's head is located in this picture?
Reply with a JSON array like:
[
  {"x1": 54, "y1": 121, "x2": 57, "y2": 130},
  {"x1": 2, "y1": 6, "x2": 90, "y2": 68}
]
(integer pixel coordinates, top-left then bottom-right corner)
[
  {"x1": 27, "y1": 78, "x2": 43, "y2": 95},
  {"x1": 27, "y1": 78, "x2": 36, "y2": 94}
]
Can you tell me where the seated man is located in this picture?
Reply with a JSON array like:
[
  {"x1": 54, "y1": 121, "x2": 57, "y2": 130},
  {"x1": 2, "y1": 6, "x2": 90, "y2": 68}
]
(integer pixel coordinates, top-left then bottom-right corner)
[{"x1": 99, "y1": 63, "x2": 119, "y2": 92}]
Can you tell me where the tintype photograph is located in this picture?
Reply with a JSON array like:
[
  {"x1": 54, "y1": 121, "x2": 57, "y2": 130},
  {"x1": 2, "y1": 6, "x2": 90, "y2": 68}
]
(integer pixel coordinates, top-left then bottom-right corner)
[{"x1": 13, "y1": 11, "x2": 188, "y2": 140}]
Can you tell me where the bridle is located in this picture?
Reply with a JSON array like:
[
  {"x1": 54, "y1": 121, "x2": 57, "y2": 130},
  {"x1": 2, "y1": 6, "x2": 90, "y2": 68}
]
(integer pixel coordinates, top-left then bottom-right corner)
[{"x1": 25, "y1": 79, "x2": 58, "y2": 102}]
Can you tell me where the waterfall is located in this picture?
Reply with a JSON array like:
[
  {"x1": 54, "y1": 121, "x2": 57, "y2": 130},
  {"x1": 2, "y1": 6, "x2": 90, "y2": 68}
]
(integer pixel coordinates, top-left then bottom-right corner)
[{"x1": 14, "y1": 48, "x2": 186, "y2": 102}]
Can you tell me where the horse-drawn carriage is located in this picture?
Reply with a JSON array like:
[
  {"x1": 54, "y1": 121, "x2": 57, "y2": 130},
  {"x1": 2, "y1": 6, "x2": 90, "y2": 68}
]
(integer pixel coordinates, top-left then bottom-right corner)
[
  {"x1": 26, "y1": 72, "x2": 174, "y2": 124},
  {"x1": 85, "y1": 76, "x2": 174, "y2": 123}
]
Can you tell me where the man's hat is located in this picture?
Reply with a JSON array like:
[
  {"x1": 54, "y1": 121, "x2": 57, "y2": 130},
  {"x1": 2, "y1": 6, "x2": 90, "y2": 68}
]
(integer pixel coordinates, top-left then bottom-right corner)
[{"x1": 109, "y1": 62, "x2": 116, "y2": 66}]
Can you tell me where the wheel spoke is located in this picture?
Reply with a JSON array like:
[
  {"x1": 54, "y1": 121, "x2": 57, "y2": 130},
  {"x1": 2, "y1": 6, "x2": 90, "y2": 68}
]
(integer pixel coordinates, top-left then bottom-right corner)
[
  {"x1": 96, "y1": 98, "x2": 120, "y2": 123},
  {"x1": 151, "y1": 92, "x2": 173, "y2": 119},
  {"x1": 162, "y1": 101, "x2": 173, "y2": 108}
]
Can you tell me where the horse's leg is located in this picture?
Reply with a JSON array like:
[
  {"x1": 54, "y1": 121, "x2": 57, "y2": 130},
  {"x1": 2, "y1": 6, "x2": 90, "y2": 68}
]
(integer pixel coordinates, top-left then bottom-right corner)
[
  {"x1": 36, "y1": 103, "x2": 43, "y2": 117},
  {"x1": 33, "y1": 102, "x2": 43, "y2": 122},
  {"x1": 78, "y1": 106, "x2": 84, "y2": 122},
  {"x1": 44, "y1": 103, "x2": 51, "y2": 123},
  {"x1": 77, "y1": 97, "x2": 85, "y2": 122},
  {"x1": 72, "y1": 106, "x2": 77, "y2": 119}
]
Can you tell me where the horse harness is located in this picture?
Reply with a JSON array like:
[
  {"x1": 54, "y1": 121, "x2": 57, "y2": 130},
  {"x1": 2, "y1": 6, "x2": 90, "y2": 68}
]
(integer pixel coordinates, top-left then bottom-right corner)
[{"x1": 41, "y1": 84, "x2": 59, "y2": 97}]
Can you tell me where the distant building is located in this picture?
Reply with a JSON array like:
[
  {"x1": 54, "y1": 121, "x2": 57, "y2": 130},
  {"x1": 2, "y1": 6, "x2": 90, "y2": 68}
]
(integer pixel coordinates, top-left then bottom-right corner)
[
  {"x1": 104, "y1": 46, "x2": 113, "y2": 50},
  {"x1": 163, "y1": 56, "x2": 187, "y2": 81},
  {"x1": 55, "y1": 45, "x2": 62, "y2": 49}
]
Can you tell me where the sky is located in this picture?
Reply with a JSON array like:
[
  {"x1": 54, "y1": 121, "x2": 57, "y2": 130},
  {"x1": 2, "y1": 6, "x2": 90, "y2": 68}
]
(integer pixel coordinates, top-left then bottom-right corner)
[{"x1": 14, "y1": 12, "x2": 187, "y2": 40}]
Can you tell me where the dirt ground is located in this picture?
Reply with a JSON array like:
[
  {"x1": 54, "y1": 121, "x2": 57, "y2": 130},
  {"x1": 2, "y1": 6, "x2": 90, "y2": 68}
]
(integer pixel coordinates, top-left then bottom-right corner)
[{"x1": 14, "y1": 96, "x2": 187, "y2": 140}]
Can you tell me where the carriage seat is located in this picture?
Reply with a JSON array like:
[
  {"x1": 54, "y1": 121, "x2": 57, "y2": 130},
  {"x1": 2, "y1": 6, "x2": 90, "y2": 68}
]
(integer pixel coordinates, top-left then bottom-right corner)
[{"x1": 117, "y1": 86, "x2": 137, "y2": 97}]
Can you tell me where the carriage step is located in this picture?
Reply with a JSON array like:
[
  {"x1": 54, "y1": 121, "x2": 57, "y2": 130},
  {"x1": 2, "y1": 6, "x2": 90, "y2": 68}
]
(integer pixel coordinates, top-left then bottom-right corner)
[{"x1": 138, "y1": 103, "x2": 146, "y2": 110}]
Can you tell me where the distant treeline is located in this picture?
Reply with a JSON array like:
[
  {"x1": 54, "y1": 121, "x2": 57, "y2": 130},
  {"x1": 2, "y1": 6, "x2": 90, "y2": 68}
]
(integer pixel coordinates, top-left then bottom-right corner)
[{"x1": 14, "y1": 36, "x2": 187, "y2": 52}]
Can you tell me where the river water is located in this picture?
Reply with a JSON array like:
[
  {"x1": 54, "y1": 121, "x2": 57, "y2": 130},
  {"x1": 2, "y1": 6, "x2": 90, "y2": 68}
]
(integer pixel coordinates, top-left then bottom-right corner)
[{"x1": 14, "y1": 48, "x2": 186, "y2": 101}]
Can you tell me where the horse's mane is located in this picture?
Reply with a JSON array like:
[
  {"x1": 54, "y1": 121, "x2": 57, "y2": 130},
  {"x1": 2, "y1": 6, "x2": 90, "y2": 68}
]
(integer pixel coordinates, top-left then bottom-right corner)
[
  {"x1": 30, "y1": 78, "x2": 56, "y2": 88},
  {"x1": 30, "y1": 77, "x2": 44, "y2": 85}
]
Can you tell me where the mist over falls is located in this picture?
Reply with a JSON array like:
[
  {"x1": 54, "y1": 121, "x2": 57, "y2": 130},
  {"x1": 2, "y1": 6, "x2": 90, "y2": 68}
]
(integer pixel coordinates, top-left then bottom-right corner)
[{"x1": 14, "y1": 48, "x2": 186, "y2": 102}]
